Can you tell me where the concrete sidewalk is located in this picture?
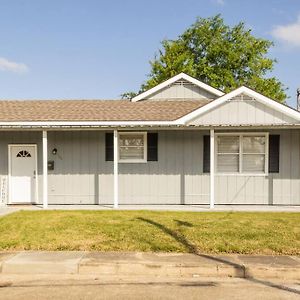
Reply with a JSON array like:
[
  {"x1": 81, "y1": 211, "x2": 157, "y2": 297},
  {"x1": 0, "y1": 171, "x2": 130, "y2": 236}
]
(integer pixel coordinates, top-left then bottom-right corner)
[
  {"x1": 0, "y1": 252, "x2": 299, "y2": 280},
  {"x1": 1, "y1": 205, "x2": 300, "y2": 217}
]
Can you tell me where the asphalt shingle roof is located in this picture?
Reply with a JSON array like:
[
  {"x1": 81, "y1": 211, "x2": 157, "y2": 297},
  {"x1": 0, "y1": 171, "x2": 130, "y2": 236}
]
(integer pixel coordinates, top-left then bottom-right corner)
[{"x1": 0, "y1": 99, "x2": 211, "y2": 122}]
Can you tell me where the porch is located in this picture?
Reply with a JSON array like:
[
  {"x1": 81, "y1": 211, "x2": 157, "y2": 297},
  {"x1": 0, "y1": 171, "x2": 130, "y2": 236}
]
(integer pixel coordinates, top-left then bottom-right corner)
[{"x1": 1, "y1": 128, "x2": 300, "y2": 207}]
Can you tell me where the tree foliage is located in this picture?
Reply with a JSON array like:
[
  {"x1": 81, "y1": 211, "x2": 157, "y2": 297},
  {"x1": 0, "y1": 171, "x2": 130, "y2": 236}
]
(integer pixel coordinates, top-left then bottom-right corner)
[{"x1": 123, "y1": 15, "x2": 286, "y2": 102}]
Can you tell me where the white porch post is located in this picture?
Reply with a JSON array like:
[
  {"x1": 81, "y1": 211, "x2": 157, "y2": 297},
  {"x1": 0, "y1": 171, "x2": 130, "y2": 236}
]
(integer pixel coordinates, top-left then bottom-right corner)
[
  {"x1": 210, "y1": 129, "x2": 215, "y2": 209},
  {"x1": 113, "y1": 129, "x2": 119, "y2": 208},
  {"x1": 42, "y1": 130, "x2": 48, "y2": 209}
]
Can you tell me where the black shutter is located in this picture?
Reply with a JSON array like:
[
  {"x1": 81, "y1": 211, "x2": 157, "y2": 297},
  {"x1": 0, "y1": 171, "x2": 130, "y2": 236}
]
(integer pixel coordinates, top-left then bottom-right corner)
[
  {"x1": 203, "y1": 135, "x2": 210, "y2": 173},
  {"x1": 147, "y1": 133, "x2": 158, "y2": 161},
  {"x1": 269, "y1": 135, "x2": 280, "y2": 173},
  {"x1": 105, "y1": 132, "x2": 114, "y2": 161}
]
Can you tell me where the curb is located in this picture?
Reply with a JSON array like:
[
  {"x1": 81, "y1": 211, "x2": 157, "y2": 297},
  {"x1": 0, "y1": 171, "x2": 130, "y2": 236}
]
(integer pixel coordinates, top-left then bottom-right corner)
[
  {"x1": 0, "y1": 252, "x2": 299, "y2": 280},
  {"x1": 77, "y1": 262, "x2": 300, "y2": 280},
  {"x1": 78, "y1": 261, "x2": 247, "y2": 278}
]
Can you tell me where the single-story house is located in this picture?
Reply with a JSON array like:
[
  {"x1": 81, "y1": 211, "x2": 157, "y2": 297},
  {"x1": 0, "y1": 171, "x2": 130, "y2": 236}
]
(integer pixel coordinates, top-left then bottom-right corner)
[{"x1": 1, "y1": 73, "x2": 300, "y2": 208}]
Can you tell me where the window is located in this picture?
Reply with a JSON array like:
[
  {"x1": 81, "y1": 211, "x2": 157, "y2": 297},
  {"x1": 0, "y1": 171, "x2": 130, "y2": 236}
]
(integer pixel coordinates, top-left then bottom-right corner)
[
  {"x1": 217, "y1": 136, "x2": 239, "y2": 173},
  {"x1": 242, "y1": 136, "x2": 266, "y2": 173},
  {"x1": 16, "y1": 150, "x2": 31, "y2": 158},
  {"x1": 119, "y1": 132, "x2": 147, "y2": 163},
  {"x1": 105, "y1": 132, "x2": 158, "y2": 162},
  {"x1": 216, "y1": 133, "x2": 268, "y2": 174}
]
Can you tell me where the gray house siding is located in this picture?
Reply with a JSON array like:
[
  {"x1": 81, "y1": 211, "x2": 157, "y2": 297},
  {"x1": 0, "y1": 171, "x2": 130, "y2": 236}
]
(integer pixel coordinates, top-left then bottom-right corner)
[
  {"x1": 214, "y1": 129, "x2": 300, "y2": 205},
  {"x1": 146, "y1": 80, "x2": 217, "y2": 100},
  {"x1": 271, "y1": 129, "x2": 300, "y2": 205},
  {"x1": 188, "y1": 94, "x2": 298, "y2": 125},
  {"x1": 47, "y1": 131, "x2": 108, "y2": 205},
  {"x1": 117, "y1": 131, "x2": 209, "y2": 205},
  {"x1": 215, "y1": 176, "x2": 269, "y2": 204},
  {"x1": 0, "y1": 129, "x2": 299, "y2": 205},
  {"x1": 46, "y1": 131, "x2": 209, "y2": 205}
]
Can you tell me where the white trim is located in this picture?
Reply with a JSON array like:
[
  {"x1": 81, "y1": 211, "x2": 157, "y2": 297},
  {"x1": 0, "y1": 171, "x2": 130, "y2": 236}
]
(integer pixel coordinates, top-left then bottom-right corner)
[
  {"x1": 178, "y1": 86, "x2": 300, "y2": 124},
  {"x1": 113, "y1": 130, "x2": 119, "y2": 209},
  {"x1": 210, "y1": 129, "x2": 215, "y2": 209},
  {"x1": 215, "y1": 132, "x2": 269, "y2": 176},
  {"x1": 118, "y1": 132, "x2": 147, "y2": 163},
  {"x1": 215, "y1": 173, "x2": 267, "y2": 177},
  {"x1": 8, "y1": 144, "x2": 38, "y2": 204},
  {"x1": 42, "y1": 131, "x2": 48, "y2": 209},
  {"x1": 131, "y1": 73, "x2": 224, "y2": 102}
]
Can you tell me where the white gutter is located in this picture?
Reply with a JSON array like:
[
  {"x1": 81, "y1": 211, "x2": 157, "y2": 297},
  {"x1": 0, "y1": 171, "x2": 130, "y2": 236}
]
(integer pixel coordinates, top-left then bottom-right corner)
[{"x1": 0, "y1": 120, "x2": 182, "y2": 127}]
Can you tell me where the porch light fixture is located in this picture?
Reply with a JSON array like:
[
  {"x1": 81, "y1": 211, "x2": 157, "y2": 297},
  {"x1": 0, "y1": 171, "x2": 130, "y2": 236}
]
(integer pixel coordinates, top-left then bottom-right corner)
[{"x1": 52, "y1": 148, "x2": 58, "y2": 155}]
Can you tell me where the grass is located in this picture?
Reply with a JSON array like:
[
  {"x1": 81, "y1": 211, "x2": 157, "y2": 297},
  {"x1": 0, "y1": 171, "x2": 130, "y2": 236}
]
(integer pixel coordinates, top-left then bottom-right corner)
[{"x1": 0, "y1": 210, "x2": 299, "y2": 255}]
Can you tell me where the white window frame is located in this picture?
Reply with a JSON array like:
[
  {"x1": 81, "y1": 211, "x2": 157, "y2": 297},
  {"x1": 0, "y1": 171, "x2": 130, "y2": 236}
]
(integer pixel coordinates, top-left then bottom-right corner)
[
  {"x1": 118, "y1": 132, "x2": 147, "y2": 163},
  {"x1": 215, "y1": 132, "x2": 269, "y2": 176}
]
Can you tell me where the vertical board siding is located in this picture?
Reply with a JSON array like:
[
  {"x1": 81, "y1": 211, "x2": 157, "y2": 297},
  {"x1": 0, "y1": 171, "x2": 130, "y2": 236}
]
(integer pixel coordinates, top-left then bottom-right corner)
[
  {"x1": 47, "y1": 131, "x2": 114, "y2": 204},
  {"x1": 189, "y1": 96, "x2": 298, "y2": 125},
  {"x1": 0, "y1": 129, "x2": 299, "y2": 205},
  {"x1": 215, "y1": 130, "x2": 300, "y2": 205},
  {"x1": 147, "y1": 82, "x2": 217, "y2": 100},
  {"x1": 118, "y1": 131, "x2": 209, "y2": 204},
  {"x1": 271, "y1": 130, "x2": 300, "y2": 205},
  {"x1": 46, "y1": 130, "x2": 209, "y2": 205},
  {"x1": 215, "y1": 175, "x2": 269, "y2": 204}
]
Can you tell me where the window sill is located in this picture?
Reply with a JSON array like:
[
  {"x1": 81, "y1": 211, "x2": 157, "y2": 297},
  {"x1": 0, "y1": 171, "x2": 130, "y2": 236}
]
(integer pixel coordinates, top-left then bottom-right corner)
[
  {"x1": 216, "y1": 173, "x2": 268, "y2": 177},
  {"x1": 119, "y1": 159, "x2": 147, "y2": 164}
]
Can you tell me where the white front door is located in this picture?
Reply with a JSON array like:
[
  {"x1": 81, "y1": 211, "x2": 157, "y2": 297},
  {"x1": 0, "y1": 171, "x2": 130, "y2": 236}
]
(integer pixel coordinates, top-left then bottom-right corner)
[{"x1": 9, "y1": 145, "x2": 37, "y2": 204}]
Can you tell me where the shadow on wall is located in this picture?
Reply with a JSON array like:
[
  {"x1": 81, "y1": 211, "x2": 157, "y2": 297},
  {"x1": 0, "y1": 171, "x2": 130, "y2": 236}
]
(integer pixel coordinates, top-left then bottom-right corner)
[{"x1": 137, "y1": 217, "x2": 300, "y2": 296}]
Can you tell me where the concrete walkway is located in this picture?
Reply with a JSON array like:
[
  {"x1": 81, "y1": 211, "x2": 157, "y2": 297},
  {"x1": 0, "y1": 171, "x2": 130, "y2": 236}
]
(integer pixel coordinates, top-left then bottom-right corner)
[
  {"x1": 0, "y1": 252, "x2": 299, "y2": 280},
  {"x1": 0, "y1": 206, "x2": 20, "y2": 217},
  {"x1": 1, "y1": 204, "x2": 300, "y2": 216}
]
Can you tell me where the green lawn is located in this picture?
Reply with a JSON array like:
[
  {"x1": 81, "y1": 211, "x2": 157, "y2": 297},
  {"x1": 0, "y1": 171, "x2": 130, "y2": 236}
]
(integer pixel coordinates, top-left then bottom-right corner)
[{"x1": 0, "y1": 210, "x2": 299, "y2": 255}]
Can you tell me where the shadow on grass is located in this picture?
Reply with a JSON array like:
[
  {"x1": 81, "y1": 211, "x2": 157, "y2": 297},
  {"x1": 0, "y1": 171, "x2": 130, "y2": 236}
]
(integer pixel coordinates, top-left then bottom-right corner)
[
  {"x1": 137, "y1": 217, "x2": 300, "y2": 296},
  {"x1": 173, "y1": 219, "x2": 193, "y2": 227}
]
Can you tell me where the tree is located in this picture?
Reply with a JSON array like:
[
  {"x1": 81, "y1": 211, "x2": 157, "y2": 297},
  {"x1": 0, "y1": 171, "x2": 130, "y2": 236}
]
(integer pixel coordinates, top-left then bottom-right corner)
[{"x1": 123, "y1": 15, "x2": 286, "y2": 102}]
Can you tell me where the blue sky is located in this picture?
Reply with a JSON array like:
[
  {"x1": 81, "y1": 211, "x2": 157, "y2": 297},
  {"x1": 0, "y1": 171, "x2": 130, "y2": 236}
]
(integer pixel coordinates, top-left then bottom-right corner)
[{"x1": 0, "y1": 0, "x2": 299, "y2": 106}]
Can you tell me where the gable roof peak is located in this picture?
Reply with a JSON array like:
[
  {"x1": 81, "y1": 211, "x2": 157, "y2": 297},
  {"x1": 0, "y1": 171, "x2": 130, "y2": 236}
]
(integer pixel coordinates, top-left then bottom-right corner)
[
  {"x1": 131, "y1": 73, "x2": 224, "y2": 102},
  {"x1": 176, "y1": 85, "x2": 300, "y2": 124}
]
